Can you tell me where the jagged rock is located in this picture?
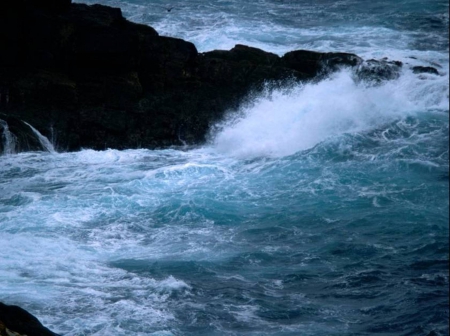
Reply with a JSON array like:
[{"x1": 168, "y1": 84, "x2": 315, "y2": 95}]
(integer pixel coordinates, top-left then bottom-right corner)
[
  {"x1": 0, "y1": 114, "x2": 45, "y2": 153},
  {"x1": 0, "y1": 0, "x2": 402, "y2": 152},
  {"x1": 0, "y1": 302, "x2": 60, "y2": 336},
  {"x1": 355, "y1": 58, "x2": 403, "y2": 84},
  {"x1": 412, "y1": 66, "x2": 439, "y2": 75},
  {"x1": 139, "y1": 36, "x2": 197, "y2": 88},
  {"x1": 282, "y1": 50, "x2": 362, "y2": 78},
  {"x1": 0, "y1": 321, "x2": 24, "y2": 336},
  {"x1": 205, "y1": 44, "x2": 281, "y2": 66}
]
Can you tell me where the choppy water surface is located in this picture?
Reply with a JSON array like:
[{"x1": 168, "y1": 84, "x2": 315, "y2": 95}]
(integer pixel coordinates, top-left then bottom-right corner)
[
  {"x1": 1, "y1": 0, "x2": 449, "y2": 335},
  {"x1": 76, "y1": 0, "x2": 449, "y2": 57}
]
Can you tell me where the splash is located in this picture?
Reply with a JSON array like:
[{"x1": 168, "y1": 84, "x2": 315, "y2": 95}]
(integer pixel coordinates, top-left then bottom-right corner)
[
  {"x1": 23, "y1": 121, "x2": 56, "y2": 153},
  {"x1": 211, "y1": 69, "x2": 449, "y2": 158},
  {"x1": 0, "y1": 119, "x2": 17, "y2": 155}
]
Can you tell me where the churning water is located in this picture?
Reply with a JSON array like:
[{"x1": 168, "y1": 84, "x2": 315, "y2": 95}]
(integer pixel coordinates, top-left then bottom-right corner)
[{"x1": 1, "y1": 0, "x2": 449, "y2": 335}]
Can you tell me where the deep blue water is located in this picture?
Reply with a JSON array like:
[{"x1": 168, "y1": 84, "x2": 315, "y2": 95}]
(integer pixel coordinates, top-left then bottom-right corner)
[{"x1": 1, "y1": 0, "x2": 449, "y2": 335}]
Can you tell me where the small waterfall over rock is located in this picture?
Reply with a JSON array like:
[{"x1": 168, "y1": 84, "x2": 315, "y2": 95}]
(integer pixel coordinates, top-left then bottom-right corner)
[
  {"x1": 0, "y1": 114, "x2": 56, "y2": 154},
  {"x1": 23, "y1": 121, "x2": 56, "y2": 153},
  {"x1": 0, "y1": 119, "x2": 17, "y2": 154}
]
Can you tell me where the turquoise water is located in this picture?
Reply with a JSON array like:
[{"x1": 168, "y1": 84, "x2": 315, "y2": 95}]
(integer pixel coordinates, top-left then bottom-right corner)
[{"x1": 1, "y1": 0, "x2": 449, "y2": 335}]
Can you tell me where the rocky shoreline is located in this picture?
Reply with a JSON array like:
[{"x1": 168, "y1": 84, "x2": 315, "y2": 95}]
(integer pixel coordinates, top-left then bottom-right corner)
[
  {"x1": 0, "y1": 302, "x2": 59, "y2": 336},
  {"x1": 0, "y1": 0, "x2": 440, "y2": 154}
]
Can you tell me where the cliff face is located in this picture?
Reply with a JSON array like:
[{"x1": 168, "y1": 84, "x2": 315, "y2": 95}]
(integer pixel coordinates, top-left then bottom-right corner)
[{"x1": 1, "y1": 0, "x2": 363, "y2": 151}]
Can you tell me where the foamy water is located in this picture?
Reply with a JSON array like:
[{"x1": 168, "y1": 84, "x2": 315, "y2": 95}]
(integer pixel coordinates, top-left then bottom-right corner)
[
  {"x1": 212, "y1": 68, "x2": 448, "y2": 158},
  {"x1": 2, "y1": 0, "x2": 449, "y2": 335}
]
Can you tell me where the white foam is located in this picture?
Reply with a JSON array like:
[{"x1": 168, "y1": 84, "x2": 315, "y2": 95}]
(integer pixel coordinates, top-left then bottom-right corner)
[
  {"x1": 211, "y1": 69, "x2": 449, "y2": 159},
  {"x1": 0, "y1": 119, "x2": 17, "y2": 155},
  {"x1": 23, "y1": 121, "x2": 56, "y2": 153},
  {"x1": 0, "y1": 230, "x2": 190, "y2": 334},
  {"x1": 2, "y1": 2, "x2": 448, "y2": 335},
  {"x1": 155, "y1": 275, "x2": 191, "y2": 292}
]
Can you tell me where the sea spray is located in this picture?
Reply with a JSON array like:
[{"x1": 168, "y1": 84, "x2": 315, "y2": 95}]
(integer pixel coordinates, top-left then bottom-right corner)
[
  {"x1": 0, "y1": 113, "x2": 447, "y2": 334},
  {"x1": 1, "y1": 0, "x2": 449, "y2": 335},
  {"x1": 0, "y1": 119, "x2": 17, "y2": 155},
  {"x1": 211, "y1": 69, "x2": 449, "y2": 158},
  {"x1": 23, "y1": 121, "x2": 56, "y2": 153}
]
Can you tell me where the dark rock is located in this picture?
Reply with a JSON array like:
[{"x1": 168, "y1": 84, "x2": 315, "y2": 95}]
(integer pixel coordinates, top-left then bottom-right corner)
[
  {"x1": 69, "y1": 3, "x2": 123, "y2": 27},
  {"x1": 0, "y1": 0, "x2": 401, "y2": 153},
  {"x1": 412, "y1": 66, "x2": 439, "y2": 75},
  {"x1": 0, "y1": 87, "x2": 9, "y2": 107},
  {"x1": 0, "y1": 0, "x2": 71, "y2": 15},
  {"x1": 200, "y1": 45, "x2": 300, "y2": 91},
  {"x1": 205, "y1": 44, "x2": 281, "y2": 67},
  {"x1": 139, "y1": 36, "x2": 198, "y2": 88},
  {"x1": 282, "y1": 50, "x2": 362, "y2": 77},
  {"x1": 426, "y1": 331, "x2": 439, "y2": 336},
  {"x1": 355, "y1": 59, "x2": 403, "y2": 84},
  {"x1": 33, "y1": 0, "x2": 72, "y2": 13},
  {"x1": 0, "y1": 114, "x2": 46, "y2": 153},
  {"x1": 0, "y1": 302, "x2": 60, "y2": 336}
]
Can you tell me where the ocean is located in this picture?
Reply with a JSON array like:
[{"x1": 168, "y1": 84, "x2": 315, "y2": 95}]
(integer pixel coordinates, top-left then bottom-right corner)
[{"x1": 1, "y1": 0, "x2": 449, "y2": 335}]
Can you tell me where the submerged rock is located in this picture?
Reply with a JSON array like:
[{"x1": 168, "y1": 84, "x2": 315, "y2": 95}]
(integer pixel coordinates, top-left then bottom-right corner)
[
  {"x1": 412, "y1": 65, "x2": 440, "y2": 75},
  {"x1": 0, "y1": 0, "x2": 401, "y2": 152},
  {"x1": 0, "y1": 302, "x2": 60, "y2": 336}
]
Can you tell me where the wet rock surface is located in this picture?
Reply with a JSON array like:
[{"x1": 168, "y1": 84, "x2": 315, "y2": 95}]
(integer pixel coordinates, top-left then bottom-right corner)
[
  {"x1": 355, "y1": 58, "x2": 403, "y2": 85},
  {"x1": 412, "y1": 65, "x2": 440, "y2": 75},
  {"x1": 0, "y1": 0, "x2": 404, "y2": 152},
  {"x1": 0, "y1": 302, "x2": 60, "y2": 336},
  {"x1": 0, "y1": 113, "x2": 46, "y2": 154}
]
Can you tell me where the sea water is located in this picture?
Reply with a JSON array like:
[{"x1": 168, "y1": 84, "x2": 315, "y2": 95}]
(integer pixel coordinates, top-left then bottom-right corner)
[{"x1": 1, "y1": 0, "x2": 448, "y2": 335}]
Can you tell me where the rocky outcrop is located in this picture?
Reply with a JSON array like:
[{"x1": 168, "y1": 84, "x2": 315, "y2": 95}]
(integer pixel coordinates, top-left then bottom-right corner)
[
  {"x1": 0, "y1": 302, "x2": 60, "y2": 336},
  {"x1": 1, "y1": 114, "x2": 42, "y2": 154},
  {"x1": 412, "y1": 65, "x2": 440, "y2": 75},
  {"x1": 0, "y1": 0, "x2": 398, "y2": 152},
  {"x1": 355, "y1": 58, "x2": 403, "y2": 84},
  {"x1": 282, "y1": 50, "x2": 362, "y2": 77}
]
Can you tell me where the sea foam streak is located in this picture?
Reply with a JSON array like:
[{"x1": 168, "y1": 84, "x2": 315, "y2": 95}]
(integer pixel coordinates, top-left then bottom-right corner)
[{"x1": 211, "y1": 69, "x2": 449, "y2": 158}]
